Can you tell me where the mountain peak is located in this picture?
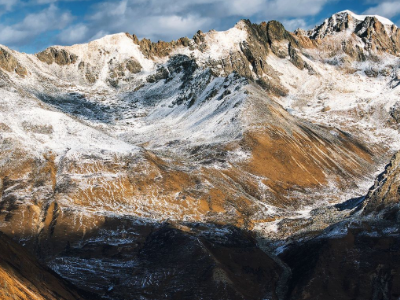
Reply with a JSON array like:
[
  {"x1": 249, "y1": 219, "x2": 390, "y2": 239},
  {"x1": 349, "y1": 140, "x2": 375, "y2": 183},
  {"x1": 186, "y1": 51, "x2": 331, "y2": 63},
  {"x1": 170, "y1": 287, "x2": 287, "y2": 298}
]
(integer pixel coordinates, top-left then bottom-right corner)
[
  {"x1": 336, "y1": 10, "x2": 395, "y2": 26},
  {"x1": 308, "y1": 9, "x2": 398, "y2": 40}
]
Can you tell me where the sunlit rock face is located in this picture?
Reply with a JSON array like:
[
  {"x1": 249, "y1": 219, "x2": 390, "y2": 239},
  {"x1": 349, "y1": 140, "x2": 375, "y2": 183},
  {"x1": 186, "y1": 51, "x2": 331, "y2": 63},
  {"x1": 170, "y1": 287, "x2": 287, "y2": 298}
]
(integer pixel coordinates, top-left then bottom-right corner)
[
  {"x1": 0, "y1": 10, "x2": 400, "y2": 299},
  {"x1": 0, "y1": 232, "x2": 85, "y2": 300}
]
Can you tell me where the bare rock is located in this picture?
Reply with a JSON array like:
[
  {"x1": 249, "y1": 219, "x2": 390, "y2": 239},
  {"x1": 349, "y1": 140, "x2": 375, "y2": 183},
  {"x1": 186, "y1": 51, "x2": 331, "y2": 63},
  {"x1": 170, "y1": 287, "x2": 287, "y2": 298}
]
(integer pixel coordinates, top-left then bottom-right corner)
[
  {"x1": 321, "y1": 106, "x2": 331, "y2": 112},
  {"x1": 390, "y1": 103, "x2": 400, "y2": 123},
  {"x1": 146, "y1": 66, "x2": 169, "y2": 83},
  {"x1": 193, "y1": 30, "x2": 206, "y2": 45},
  {"x1": 138, "y1": 37, "x2": 191, "y2": 59},
  {"x1": 365, "y1": 67, "x2": 379, "y2": 77},
  {"x1": 0, "y1": 48, "x2": 27, "y2": 77},
  {"x1": 125, "y1": 58, "x2": 142, "y2": 73},
  {"x1": 36, "y1": 47, "x2": 78, "y2": 65},
  {"x1": 363, "y1": 151, "x2": 400, "y2": 216},
  {"x1": 289, "y1": 42, "x2": 305, "y2": 70}
]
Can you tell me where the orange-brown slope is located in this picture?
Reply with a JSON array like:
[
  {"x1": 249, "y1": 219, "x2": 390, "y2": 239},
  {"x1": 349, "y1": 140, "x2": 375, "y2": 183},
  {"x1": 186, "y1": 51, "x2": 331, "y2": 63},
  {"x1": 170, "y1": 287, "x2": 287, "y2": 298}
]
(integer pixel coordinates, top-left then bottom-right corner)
[
  {"x1": 0, "y1": 231, "x2": 85, "y2": 300},
  {"x1": 0, "y1": 86, "x2": 384, "y2": 250}
]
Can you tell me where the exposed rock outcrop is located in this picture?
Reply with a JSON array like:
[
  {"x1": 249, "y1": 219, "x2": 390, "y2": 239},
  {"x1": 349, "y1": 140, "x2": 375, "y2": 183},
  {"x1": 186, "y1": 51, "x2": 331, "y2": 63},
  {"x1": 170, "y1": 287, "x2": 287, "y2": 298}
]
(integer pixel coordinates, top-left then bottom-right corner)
[
  {"x1": 108, "y1": 57, "x2": 143, "y2": 86},
  {"x1": 362, "y1": 151, "x2": 400, "y2": 217},
  {"x1": 36, "y1": 47, "x2": 78, "y2": 65},
  {"x1": 308, "y1": 11, "x2": 400, "y2": 57},
  {"x1": 0, "y1": 48, "x2": 27, "y2": 76},
  {"x1": 130, "y1": 34, "x2": 192, "y2": 59},
  {"x1": 196, "y1": 20, "x2": 307, "y2": 96},
  {"x1": 390, "y1": 103, "x2": 400, "y2": 123}
]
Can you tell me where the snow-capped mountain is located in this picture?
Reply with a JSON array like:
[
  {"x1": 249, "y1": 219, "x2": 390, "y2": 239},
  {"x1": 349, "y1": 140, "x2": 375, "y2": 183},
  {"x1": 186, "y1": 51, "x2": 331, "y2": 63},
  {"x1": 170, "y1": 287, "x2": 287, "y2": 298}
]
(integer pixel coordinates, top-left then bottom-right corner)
[{"x1": 0, "y1": 10, "x2": 399, "y2": 299}]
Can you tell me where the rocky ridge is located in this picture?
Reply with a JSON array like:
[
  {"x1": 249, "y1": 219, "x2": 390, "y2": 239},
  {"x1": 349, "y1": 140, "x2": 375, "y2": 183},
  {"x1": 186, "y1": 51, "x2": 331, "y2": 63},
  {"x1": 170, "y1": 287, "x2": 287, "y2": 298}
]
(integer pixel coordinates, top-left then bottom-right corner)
[{"x1": 362, "y1": 151, "x2": 400, "y2": 216}]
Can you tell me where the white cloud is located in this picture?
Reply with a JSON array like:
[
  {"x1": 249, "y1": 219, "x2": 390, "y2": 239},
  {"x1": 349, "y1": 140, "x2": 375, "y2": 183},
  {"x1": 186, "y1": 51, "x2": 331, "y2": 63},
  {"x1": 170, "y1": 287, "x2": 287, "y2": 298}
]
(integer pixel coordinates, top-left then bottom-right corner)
[
  {"x1": 0, "y1": 0, "x2": 337, "y2": 51},
  {"x1": 89, "y1": 30, "x2": 110, "y2": 41},
  {"x1": 58, "y1": 23, "x2": 89, "y2": 44},
  {"x1": 32, "y1": 0, "x2": 91, "y2": 3},
  {"x1": 16, "y1": 4, "x2": 73, "y2": 32},
  {"x1": 282, "y1": 19, "x2": 308, "y2": 32},
  {"x1": 0, "y1": 0, "x2": 19, "y2": 12},
  {"x1": 58, "y1": 0, "x2": 214, "y2": 45},
  {"x1": 0, "y1": 27, "x2": 29, "y2": 45},
  {"x1": 54, "y1": 0, "x2": 334, "y2": 46},
  {"x1": 137, "y1": 15, "x2": 212, "y2": 39},
  {"x1": 0, "y1": 4, "x2": 73, "y2": 47},
  {"x1": 223, "y1": 0, "x2": 331, "y2": 19},
  {"x1": 34, "y1": 0, "x2": 58, "y2": 3},
  {"x1": 224, "y1": 0, "x2": 266, "y2": 16},
  {"x1": 363, "y1": 1, "x2": 400, "y2": 19}
]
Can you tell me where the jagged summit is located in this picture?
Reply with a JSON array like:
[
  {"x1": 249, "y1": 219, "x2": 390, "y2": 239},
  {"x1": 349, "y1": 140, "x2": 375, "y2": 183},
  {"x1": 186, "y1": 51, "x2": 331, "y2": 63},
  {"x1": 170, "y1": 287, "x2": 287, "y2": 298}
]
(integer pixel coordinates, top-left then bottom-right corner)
[
  {"x1": 338, "y1": 10, "x2": 395, "y2": 26},
  {"x1": 305, "y1": 9, "x2": 400, "y2": 56},
  {"x1": 308, "y1": 10, "x2": 398, "y2": 40}
]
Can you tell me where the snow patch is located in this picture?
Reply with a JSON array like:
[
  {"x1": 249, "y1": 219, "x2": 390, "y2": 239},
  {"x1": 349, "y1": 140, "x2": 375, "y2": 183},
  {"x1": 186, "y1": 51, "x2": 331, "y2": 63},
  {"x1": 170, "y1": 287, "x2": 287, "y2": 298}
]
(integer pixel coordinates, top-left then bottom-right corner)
[{"x1": 340, "y1": 10, "x2": 395, "y2": 26}]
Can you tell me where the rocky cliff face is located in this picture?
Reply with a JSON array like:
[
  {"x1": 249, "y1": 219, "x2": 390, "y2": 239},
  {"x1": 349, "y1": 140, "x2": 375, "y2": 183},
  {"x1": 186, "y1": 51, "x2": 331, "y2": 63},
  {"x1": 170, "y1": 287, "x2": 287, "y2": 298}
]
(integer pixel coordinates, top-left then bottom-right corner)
[
  {"x1": 308, "y1": 10, "x2": 400, "y2": 55},
  {"x1": 281, "y1": 151, "x2": 400, "y2": 300},
  {"x1": 37, "y1": 47, "x2": 79, "y2": 65},
  {"x1": 0, "y1": 47, "x2": 27, "y2": 76},
  {"x1": 0, "y1": 10, "x2": 399, "y2": 300},
  {"x1": 362, "y1": 151, "x2": 400, "y2": 217}
]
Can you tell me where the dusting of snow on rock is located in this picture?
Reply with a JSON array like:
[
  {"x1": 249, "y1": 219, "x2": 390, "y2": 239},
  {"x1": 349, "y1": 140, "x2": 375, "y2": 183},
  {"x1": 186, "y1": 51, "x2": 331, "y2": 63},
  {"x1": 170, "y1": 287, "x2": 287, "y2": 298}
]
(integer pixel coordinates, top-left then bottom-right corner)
[
  {"x1": 340, "y1": 10, "x2": 395, "y2": 26},
  {"x1": 202, "y1": 21, "x2": 248, "y2": 61},
  {"x1": 173, "y1": 20, "x2": 248, "y2": 67},
  {"x1": 65, "y1": 33, "x2": 155, "y2": 73}
]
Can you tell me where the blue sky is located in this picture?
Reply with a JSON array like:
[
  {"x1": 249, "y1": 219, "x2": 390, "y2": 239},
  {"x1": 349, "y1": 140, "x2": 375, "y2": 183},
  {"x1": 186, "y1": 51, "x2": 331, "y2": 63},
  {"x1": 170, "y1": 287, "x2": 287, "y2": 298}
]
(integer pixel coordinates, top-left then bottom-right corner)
[{"x1": 1, "y1": 0, "x2": 400, "y2": 53}]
